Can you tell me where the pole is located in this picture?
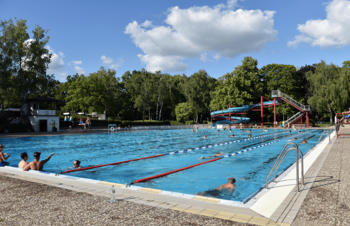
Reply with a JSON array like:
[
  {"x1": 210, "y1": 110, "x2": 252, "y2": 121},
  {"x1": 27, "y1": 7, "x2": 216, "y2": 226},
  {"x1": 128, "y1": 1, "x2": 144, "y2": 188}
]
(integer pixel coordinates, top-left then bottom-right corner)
[
  {"x1": 306, "y1": 111, "x2": 309, "y2": 128},
  {"x1": 301, "y1": 114, "x2": 303, "y2": 128},
  {"x1": 274, "y1": 97, "x2": 276, "y2": 128},
  {"x1": 261, "y1": 96, "x2": 263, "y2": 128},
  {"x1": 283, "y1": 106, "x2": 285, "y2": 126}
]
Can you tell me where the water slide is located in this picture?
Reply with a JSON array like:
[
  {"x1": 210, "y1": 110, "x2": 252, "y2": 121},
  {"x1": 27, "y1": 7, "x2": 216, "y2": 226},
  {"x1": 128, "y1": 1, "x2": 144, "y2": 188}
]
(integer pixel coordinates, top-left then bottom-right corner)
[{"x1": 211, "y1": 100, "x2": 280, "y2": 126}]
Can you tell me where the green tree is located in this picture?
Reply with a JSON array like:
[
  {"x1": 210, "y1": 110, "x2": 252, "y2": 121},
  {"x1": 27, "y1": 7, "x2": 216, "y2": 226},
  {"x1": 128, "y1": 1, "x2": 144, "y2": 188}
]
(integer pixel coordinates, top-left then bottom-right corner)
[
  {"x1": 0, "y1": 18, "x2": 52, "y2": 111},
  {"x1": 260, "y1": 64, "x2": 304, "y2": 121},
  {"x1": 210, "y1": 56, "x2": 262, "y2": 111},
  {"x1": 306, "y1": 61, "x2": 346, "y2": 125},
  {"x1": 182, "y1": 70, "x2": 216, "y2": 122},
  {"x1": 175, "y1": 102, "x2": 194, "y2": 122}
]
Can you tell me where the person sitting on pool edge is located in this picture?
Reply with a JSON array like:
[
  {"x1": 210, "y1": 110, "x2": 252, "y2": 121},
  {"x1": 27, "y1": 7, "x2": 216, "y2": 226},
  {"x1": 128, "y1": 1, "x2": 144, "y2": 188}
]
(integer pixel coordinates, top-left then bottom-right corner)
[
  {"x1": 23, "y1": 152, "x2": 55, "y2": 171},
  {"x1": 18, "y1": 152, "x2": 29, "y2": 169},
  {"x1": 0, "y1": 144, "x2": 10, "y2": 166},
  {"x1": 73, "y1": 160, "x2": 82, "y2": 168},
  {"x1": 198, "y1": 152, "x2": 224, "y2": 160}
]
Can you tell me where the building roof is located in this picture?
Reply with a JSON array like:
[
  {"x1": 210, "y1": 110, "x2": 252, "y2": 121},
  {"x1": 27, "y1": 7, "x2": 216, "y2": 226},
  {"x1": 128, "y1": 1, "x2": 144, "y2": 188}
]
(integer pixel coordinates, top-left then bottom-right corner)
[{"x1": 27, "y1": 97, "x2": 62, "y2": 103}]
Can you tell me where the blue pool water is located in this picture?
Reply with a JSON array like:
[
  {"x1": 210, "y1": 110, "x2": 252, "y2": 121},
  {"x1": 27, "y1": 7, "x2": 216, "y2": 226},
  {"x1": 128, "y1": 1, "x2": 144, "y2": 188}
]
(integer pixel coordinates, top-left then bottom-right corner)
[{"x1": 0, "y1": 128, "x2": 325, "y2": 201}]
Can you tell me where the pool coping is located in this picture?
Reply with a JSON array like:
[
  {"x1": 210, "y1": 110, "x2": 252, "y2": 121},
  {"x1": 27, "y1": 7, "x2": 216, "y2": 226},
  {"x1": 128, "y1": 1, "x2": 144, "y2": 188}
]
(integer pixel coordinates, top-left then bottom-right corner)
[{"x1": 0, "y1": 129, "x2": 333, "y2": 226}]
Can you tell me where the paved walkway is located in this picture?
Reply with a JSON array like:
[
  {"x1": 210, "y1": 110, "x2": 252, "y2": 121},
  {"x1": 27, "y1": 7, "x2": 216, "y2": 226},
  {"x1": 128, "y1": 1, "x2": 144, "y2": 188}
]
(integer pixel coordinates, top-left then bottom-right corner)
[{"x1": 293, "y1": 137, "x2": 350, "y2": 225}]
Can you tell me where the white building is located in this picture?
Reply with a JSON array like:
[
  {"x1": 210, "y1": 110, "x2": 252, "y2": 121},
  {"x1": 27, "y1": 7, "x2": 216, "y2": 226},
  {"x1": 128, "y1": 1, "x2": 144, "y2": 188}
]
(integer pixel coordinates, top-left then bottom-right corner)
[{"x1": 23, "y1": 97, "x2": 61, "y2": 132}]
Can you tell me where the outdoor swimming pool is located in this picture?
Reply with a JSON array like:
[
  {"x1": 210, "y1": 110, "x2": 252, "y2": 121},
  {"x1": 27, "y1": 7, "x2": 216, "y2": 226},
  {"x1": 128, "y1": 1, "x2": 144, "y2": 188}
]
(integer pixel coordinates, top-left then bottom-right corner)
[{"x1": 0, "y1": 128, "x2": 325, "y2": 202}]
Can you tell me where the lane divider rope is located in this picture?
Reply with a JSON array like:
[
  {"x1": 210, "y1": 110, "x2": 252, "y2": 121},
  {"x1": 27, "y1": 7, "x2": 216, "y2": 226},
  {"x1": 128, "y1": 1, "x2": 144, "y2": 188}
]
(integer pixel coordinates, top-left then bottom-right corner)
[
  {"x1": 132, "y1": 132, "x2": 306, "y2": 184},
  {"x1": 62, "y1": 130, "x2": 292, "y2": 174}
]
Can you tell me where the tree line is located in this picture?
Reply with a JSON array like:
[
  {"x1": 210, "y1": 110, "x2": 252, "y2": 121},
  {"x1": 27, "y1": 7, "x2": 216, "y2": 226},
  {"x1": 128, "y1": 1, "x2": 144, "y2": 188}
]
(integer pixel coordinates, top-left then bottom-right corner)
[{"x1": 1, "y1": 18, "x2": 350, "y2": 125}]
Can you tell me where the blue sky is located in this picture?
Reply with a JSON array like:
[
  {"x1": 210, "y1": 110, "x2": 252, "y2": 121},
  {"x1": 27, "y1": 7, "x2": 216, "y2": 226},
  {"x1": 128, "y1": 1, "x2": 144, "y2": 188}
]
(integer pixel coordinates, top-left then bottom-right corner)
[{"x1": 1, "y1": 0, "x2": 350, "y2": 81}]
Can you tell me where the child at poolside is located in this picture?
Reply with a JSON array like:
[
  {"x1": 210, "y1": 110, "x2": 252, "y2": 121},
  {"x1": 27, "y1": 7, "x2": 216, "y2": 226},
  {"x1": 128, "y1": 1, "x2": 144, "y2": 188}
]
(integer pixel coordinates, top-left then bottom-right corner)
[{"x1": 18, "y1": 152, "x2": 29, "y2": 169}]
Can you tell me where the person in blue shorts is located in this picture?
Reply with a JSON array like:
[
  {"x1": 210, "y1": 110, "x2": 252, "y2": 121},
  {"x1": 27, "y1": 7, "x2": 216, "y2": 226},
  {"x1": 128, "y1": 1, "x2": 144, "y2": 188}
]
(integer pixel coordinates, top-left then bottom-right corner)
[{"x1": 0, "y1": 144, "x2": 10, "y2": 166}]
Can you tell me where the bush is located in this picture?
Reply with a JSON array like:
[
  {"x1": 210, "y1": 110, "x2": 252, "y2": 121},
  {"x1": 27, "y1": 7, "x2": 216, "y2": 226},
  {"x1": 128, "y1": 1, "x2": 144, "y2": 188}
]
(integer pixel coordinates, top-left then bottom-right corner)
[
  {"x1": 185, "y1": 121, "x2": 195, "y2": 125},
  {"x1": 169, "y1": 121, "x2": 185, "y2": 125}
]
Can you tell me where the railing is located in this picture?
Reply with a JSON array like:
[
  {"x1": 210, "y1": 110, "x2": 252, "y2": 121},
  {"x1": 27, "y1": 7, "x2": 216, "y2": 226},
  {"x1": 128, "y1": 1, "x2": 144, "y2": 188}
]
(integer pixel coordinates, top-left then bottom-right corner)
[
  {"x1": 123, "y1": 124, "x2": 210, "y2": 131},
  {"x1": 318, "y1": 125, "x2": 332, "y2": 143},
  {"x1": 272, "y1": 90, "x2": 310, "y2": 111},
  {"x1": 283, "y1": 111, "x2": 305, "y2": 127},
  {"x1": 266, "y1": 142, "x2": 304, "y2": 191}
]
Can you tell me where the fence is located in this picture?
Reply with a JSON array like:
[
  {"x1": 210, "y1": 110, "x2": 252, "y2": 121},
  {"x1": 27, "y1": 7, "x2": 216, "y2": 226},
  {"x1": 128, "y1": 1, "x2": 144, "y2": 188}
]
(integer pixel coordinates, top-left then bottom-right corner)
[{"x1": 129, "y1": 124, "x2": 211, "y2": 131}]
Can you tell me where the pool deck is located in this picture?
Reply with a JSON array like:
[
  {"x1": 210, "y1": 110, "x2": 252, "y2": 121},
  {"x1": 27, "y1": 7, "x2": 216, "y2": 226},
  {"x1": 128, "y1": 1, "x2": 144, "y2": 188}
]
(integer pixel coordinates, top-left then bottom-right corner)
[{"x1": 0, "y1": 127, "x2": 346, "y2": 225}]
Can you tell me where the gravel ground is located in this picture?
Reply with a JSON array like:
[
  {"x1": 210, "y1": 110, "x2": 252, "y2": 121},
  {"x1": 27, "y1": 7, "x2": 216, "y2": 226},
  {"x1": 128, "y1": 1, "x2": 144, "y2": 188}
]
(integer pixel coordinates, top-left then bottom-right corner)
[
  {"x1": 293, "y1": 138, "x2": 350, "y2": 226},
  {"x1": 0, "y1": 175, "x2": 258, "y2": 226}
]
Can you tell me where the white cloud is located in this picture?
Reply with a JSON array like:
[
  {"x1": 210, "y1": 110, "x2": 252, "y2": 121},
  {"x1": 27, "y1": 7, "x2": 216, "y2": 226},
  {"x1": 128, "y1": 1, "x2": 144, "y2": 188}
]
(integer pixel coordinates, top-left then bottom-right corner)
[
  {"x1": 45, "y1": 45, "x2": 66, "y2": 77},
  {"x1": 101, "y1": 55, "x2": 124, "y2": 70},
  {"x1": 101, "y1": 55, "x2": 114, "y2": 64},
  {"x1": 74, "y1": 66, "x2": 86, "y2": 75},
  {"x1": 125, "y1": 0, "x2": 278, "y2": 72},
  {"x1": 288, "y1": 0, "x2": 350, "y2": 48},
  {"x1": 200, "y1": 53, "x2": 210, "y2": 62}
]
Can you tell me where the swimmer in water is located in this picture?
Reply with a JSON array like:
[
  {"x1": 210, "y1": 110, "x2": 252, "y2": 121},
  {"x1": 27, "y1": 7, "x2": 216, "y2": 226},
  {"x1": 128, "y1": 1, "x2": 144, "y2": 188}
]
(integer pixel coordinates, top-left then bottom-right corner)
[
  {"x1": 301, "y1": 138, "x2": 307, "y2": 144},
  {"x1": 203, "y1": 135, "x2": 207, "y2": 139},
  {"x1": 248, "y1": 134, "x2": 252, "y2": 138},
  {"x1": 231, "y1": 134, "x2": 235, "y2": 138},
  {"x1": 229, "y1": 129, "x2": 232, "y2": 132},
  {"x1": 73, "y1": 160, "x2": 82, "y2": 168},
  {"x1": 215, "y1": 177, "x2": 236, "y2": 191},
  {"x1": 292, "y1": 137, "x2": 297, "y2": 141},
  {"x1": 248, "y1": 130, "x2": 252, "y2": 133},
  {"x1": 242, "y1": 129, "x2": 245, "y2": 133},
  {"x1": 264, "y1": 129, "x2": 268, "y2": 132},
  {"x1": 217, "y1": 129, "x2": 220, "y2": 132},
  {"x1": 198, "y1": 152, "x2": 224, "y2": 160},
  {"x1": 192, "y1": 128, "x2": 194, "y2": 132},
  {"x1": 18, "y1": 152, "x2": 29, "y2": 169}
]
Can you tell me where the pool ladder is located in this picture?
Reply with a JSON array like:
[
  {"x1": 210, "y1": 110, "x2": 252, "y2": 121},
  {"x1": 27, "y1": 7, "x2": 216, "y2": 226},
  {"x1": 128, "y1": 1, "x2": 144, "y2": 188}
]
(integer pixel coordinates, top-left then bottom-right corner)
[{"x1": 266, "y1": 142, "x2": 304, "y2": 192}]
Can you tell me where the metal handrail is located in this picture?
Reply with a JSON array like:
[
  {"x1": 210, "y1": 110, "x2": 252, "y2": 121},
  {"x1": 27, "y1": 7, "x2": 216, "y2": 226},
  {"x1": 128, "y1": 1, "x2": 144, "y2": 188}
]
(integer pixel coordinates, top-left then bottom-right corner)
[
  {"x1": 273, "y1": 147, "x2": 304, "y2": 192},
  {"x1": 318, "y1": 129, "x2": 327, "y2": 143},
  {"x1": 283, "y1": 112, "x2": 305, "y2": 127},
  {"x1": 272, "y1": 90, "x2": 310, "y2": 111},
  {"x1": 266, "y1": 142, "x2": 300, "y2": 189}
]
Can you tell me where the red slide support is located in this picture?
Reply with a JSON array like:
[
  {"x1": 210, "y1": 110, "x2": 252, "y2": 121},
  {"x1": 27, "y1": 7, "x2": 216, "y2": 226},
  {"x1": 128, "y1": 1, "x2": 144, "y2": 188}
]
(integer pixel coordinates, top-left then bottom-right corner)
[
  {"x1": 61, "y1": 154, "x2": 165, "y2": 174},
  {"x1": 134, "y1": 157, "x2": 221, "y2": 183}
]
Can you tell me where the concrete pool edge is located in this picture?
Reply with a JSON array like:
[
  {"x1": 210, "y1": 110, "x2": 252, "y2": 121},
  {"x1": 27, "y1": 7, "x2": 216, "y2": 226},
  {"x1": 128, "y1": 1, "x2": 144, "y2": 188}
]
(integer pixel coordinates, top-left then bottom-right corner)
[
  {"x1": 249, "y1": 131, "x2": 335, "y2": 223},
  {"x1": 0, "y1": 166, "x2": 279, "y2": 226}
]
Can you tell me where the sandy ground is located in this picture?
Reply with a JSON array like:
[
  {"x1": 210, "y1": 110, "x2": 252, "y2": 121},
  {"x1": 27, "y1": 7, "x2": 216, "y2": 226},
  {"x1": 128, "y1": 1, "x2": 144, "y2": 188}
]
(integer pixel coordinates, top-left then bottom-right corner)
[{"x1": 0, "y1": 175, "x2": 258, "y2": 226}]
